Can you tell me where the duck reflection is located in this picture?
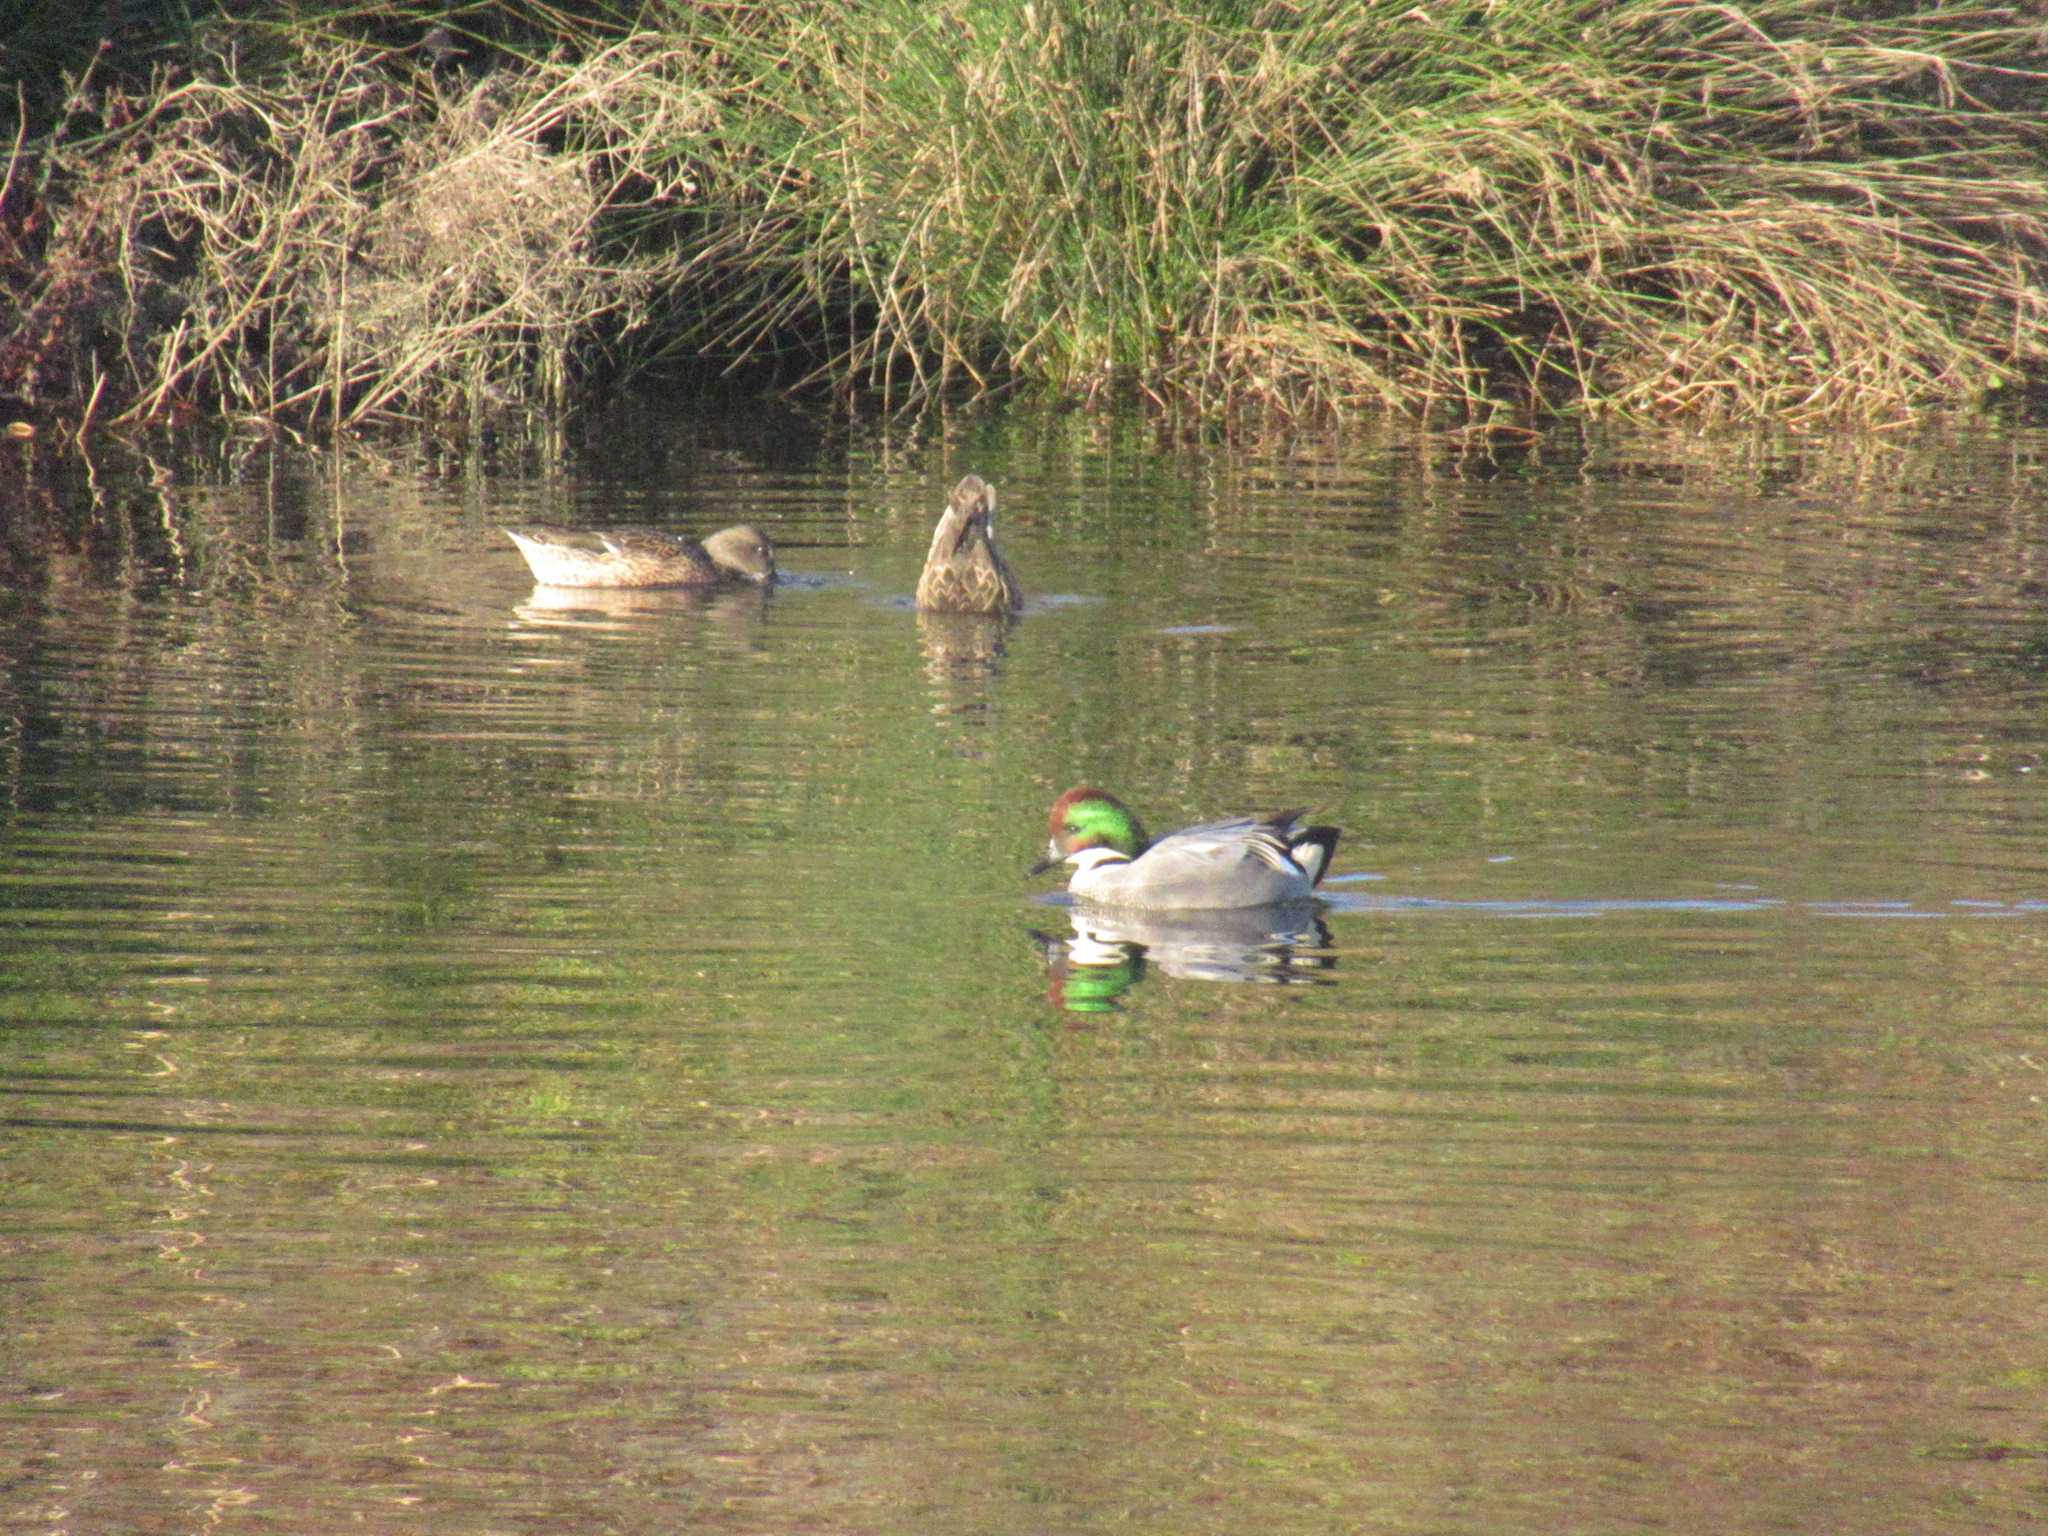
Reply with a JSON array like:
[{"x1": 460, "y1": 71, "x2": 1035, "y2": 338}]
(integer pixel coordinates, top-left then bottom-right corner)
[
  {"x1": 917, "y1": 609, "x2": 1015, "y2": 722},
  {"x1": 512, "y1": 580, "x2": 773, "y2": 630},
  {"x1": 1035, "y1": 900, "x2": 1336, "y2": 1013}
]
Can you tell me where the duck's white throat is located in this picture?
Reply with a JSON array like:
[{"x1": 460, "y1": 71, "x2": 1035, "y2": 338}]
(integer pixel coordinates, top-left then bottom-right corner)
[{"x1": 1063, "y1": 845, "x2": 1131, "y2": 874}]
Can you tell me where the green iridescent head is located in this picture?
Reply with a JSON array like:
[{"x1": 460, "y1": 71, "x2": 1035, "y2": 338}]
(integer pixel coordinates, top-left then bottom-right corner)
[{"x1": 1044, "y1": 787, "x2": 1150, "y2": 860}]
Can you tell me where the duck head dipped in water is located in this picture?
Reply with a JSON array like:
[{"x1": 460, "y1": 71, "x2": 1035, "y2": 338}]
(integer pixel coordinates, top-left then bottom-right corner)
[{"x1": 916, "y1": 474, "x2": 1023, "y2": 615}]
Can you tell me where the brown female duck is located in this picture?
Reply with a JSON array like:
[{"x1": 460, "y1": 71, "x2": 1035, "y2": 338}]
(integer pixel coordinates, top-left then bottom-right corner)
[
  {"x1": 503, "y1": 524, "x2": 776, "y2": 589},
  {"x1": 915, "y1": 475, "x2": 1023, "y2": 615}
]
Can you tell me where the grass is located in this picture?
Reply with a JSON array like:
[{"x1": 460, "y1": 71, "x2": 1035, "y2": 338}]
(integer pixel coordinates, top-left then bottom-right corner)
[
  {"x1": 662, "y1": 0, "x2": 2048, "y2": 425},
  {"x1": 4, "y1": 15, "x2": 705, "y2": 434},
  {"x1": 2, "y1": 1, "x2": 2045, "y2": 432}
]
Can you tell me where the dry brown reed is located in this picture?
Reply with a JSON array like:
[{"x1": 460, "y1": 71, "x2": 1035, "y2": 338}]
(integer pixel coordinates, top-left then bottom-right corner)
[{"x1": 15, "y1": 30, "x2": 706, "y2": 433}]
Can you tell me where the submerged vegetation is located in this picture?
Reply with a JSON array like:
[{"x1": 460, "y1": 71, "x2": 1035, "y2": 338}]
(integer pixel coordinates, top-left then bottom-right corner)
[{"x1": 3, "y1": 0, "x2": 2046, "y2": 434}]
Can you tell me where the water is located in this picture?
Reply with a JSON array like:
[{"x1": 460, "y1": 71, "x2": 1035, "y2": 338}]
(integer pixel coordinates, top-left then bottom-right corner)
[{"x1": 3, "y1": 406, "x2": 2046, "y2": 1533}]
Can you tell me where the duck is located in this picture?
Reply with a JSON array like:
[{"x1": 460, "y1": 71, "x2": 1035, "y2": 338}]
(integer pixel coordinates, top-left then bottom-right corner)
[
  {"x1": 503, "y1": 523, "x2": 776, "y2": 589},
  {"x1": 915, "y1": 474, "x2": 1023, "y2": 615},
  {"x1": 1029, "y1": 787, "x2": 1340, "y2": 910}
]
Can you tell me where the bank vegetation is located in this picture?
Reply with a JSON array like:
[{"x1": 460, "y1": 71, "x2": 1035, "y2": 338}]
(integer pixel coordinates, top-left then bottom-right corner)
[{"x1": 3, "y1": 0, "x2": 2045, "y2": 436}]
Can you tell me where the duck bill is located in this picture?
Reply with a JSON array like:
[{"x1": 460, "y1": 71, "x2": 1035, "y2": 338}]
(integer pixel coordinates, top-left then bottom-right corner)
[{"x1": 1027, "y1": 849, "x2": 1062, "y2": 879}]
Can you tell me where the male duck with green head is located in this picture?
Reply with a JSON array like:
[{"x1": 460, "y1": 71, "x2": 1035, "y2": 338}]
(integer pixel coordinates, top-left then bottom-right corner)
[{"x1": 1030, "y1": 787, "x2": 1340, "y2": 910}]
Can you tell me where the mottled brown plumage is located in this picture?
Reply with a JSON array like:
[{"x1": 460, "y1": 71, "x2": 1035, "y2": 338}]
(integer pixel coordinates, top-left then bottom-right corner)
[
  {"x1": 915, "y1": 475, "x2": 1023, "y2": 615},
  {"x1": 503, "y1": 524, "x2": 776, "y2": 589}
]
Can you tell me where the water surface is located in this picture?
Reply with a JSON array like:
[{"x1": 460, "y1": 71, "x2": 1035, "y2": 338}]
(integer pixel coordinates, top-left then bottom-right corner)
[{"x1": 3, "y1": 409, "x2": 2045, "y2": 1533}]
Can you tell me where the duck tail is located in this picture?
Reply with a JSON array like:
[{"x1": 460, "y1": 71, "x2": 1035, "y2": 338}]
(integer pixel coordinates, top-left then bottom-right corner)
[{"x1": 1289, "y1": 826, "x2": 1341, "y2": 888}]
